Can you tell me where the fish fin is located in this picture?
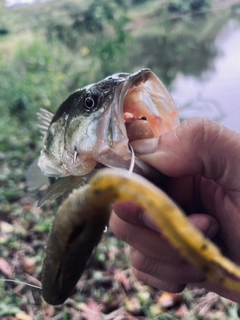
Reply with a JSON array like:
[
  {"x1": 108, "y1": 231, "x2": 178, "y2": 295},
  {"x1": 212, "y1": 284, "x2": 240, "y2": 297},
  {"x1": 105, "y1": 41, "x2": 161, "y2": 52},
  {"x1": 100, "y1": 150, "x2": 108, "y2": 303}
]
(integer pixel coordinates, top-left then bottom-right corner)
[
  {"x1": 37, "y1": 154, "x2": 67, "y2": 177},
  {"x1": 37, "y1": 176, "x2": 84, "y2": 208},
  {"x1": 26, "y1": 158, "x2": 49, "y2": 191},
  {"x1": 37, "y1": 108, "x2": 54, "y2": 138}
]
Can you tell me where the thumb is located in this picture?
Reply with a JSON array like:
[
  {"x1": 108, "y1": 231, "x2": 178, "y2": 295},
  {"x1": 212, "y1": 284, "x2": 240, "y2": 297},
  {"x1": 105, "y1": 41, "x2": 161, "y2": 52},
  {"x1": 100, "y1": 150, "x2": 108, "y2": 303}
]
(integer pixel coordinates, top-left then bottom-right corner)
[{"x1": 131, "y1": 118, "x2": 240, "y2": 192}]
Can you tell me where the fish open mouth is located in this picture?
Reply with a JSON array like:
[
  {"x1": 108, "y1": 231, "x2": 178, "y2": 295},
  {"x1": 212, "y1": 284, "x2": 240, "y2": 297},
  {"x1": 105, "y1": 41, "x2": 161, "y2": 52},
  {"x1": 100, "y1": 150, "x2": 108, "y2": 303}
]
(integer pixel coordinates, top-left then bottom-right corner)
[
  {"x1": 120, "y1": 69, "x2": 179, "y2": 142},
  {"x1": 95, "y1": 68, "x2": 179, "y2": 174}
]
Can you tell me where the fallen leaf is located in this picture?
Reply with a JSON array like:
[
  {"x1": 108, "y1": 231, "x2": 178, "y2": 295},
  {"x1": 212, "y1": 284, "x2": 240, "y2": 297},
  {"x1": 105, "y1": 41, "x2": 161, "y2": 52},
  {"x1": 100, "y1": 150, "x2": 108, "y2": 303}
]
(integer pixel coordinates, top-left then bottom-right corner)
[
  {"x1": 137, "y1": 290, "x2": 150, "y2": 304},
  {"x1": 149, "y1": 303, "x2": 162, "y2": 316},
  {"x1": 114, "y1": 269, "x2": 130, "y2": 291},
  {"x1": 104, "y1": 307, "x2": 126, "y2": 320},
  {"x1": 125, "y1": 314, "x2": 140, "y2": 320},
  {"x1": 0, "y1": 233, "x2": 11, "y2": 244},
  {"x1": 22, "y1": 256, "x2": 36, "y2": 274},
  {"x1": 0, "y1": 221, "x2": 14, "y2": 233},
  {"x1": 125, "y1": 297, "x2": 141, "y2": 314},
  {"x1": 16, "y1": 312, "x2": 32, "y2": 320},
  {"x1": 78, "y1": 300, "x2": 103, "y2": 320},
  {"x1": 0, "y1": 257, "x2": 12, "y2": 277},
  {"x1": 158, "y1": 292, "x2": 181, "y2": 309},
  {"x1": 43, "y1": 305, "x2": 54, "y2": 319},
  {"x1": 175, "y1": 304, "x2": 188, "y2": 318}
]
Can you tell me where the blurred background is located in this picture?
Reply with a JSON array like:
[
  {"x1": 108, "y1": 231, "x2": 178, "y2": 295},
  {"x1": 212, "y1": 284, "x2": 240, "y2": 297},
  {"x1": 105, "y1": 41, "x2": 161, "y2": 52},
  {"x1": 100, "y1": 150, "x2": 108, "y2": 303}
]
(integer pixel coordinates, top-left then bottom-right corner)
[{"x1": 0, "y1": 0, "x2": 240, "y2": 319}]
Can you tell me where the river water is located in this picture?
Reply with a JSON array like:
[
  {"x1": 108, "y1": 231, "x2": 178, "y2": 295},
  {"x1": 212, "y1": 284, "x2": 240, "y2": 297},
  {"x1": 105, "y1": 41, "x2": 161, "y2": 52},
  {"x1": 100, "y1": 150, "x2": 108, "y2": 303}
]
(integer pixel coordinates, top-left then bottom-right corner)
[
  {"x1": 168, "y1": 9, "x2": 240, "y2": 130},
  {"x1": 172, "y1": 18, "x2": 240, "y2": 130},
  {"x1": 131, "y1": 4, "x2": 240, "y2": 131}
]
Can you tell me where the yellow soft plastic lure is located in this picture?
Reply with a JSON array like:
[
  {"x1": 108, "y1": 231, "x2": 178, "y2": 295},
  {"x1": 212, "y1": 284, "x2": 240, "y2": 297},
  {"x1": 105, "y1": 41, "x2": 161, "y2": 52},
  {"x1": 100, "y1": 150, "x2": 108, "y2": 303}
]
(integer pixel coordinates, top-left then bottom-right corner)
[{"x1": 42, "y1": 168, "x2": 240, "y2": 305}]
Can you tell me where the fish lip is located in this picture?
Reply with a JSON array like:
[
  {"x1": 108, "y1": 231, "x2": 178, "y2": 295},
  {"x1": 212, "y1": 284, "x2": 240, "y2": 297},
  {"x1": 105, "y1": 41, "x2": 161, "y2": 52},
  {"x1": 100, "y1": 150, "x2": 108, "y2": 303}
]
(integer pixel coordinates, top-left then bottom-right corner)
[
  {"x1": 118, "y1": 68, "x2": 152, "y2": 108},
  {"x1": 117, "y1": 69, "x2": 154, "y2": 139},
  {"x1": 118, "y1": 68, "x2": 155, "y2": 120},
  {"x1": 116, "y1": 68, "x2": 152, "y2": 127}
]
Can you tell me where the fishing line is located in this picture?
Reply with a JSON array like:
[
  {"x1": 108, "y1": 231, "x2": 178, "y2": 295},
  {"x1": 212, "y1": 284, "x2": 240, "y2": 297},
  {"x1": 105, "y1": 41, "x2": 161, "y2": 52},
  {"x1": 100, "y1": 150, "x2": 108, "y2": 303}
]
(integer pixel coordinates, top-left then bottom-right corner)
[
  {"x1": 128, "y1": 144, "x2": 135, "y2": 176},
  {"x1": 103, "y1": 145, "x2": 134, "y2": 234},
  {"x1": 0, "y1": 279, "x2": 42, "y2": 290}
]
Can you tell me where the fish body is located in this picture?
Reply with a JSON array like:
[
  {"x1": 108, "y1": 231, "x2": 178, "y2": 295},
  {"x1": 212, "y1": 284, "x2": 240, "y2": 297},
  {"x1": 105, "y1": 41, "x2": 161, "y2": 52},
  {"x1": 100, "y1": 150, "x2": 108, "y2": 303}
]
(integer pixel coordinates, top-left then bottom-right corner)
[{"x1": 30, "y1": 69, "x2": 182, "y2": 303}]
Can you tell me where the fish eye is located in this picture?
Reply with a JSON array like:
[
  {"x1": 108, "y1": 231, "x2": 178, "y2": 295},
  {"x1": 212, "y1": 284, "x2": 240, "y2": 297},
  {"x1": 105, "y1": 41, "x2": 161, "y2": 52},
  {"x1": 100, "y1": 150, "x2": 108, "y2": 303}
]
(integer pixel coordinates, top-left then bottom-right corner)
[{"x1": 85, "y1": 97, "x2": 95, "y2": 110}]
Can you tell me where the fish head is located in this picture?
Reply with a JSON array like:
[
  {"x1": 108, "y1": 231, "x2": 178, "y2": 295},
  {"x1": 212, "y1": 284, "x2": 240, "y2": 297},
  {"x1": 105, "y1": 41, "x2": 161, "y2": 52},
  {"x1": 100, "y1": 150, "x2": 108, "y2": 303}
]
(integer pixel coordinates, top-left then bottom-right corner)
[
  {"x1": 38, "y1": 76, "x2": 129, "y2": 177},
  {"x1": 38, "y1": 69, "x2": 179, "y2": 178}
]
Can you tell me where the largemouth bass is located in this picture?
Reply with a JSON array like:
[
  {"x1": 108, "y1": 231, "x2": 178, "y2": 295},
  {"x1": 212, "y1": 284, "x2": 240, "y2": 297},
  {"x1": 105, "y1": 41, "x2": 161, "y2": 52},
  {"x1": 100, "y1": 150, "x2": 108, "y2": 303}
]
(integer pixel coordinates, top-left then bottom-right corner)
[
  {"x1": 28, "y1": 69, "x2": 179, "y2": 206},
  {"x1": 33, "y1": 69, "x2": 240, "y2": 306}
]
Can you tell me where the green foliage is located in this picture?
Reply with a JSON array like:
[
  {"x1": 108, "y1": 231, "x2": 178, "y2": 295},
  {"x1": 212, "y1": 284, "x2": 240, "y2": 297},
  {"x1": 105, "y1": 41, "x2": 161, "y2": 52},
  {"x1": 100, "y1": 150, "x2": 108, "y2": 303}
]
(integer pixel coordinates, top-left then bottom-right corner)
[
  {"x1": 0, "y1": 285, "x2": 22, "y2": 316},
  {"x1": 36, "y1": 0, "x2": 132, "y2": 79},
  {"x1": 168, "y1": 0, "x2": 211, "y2": 14},
  {"x1": 45, "y1": 0, "x2": 129, "y2": 45},
  {"x1": 0, "y1": 37, "x2": 65, "y2": 141},
  {"x1": 0, "y1": 0, "x2": 132, "y2": 148},
  {"x1": 32, "y1": 217, "x2": 52, "y2": 233}
]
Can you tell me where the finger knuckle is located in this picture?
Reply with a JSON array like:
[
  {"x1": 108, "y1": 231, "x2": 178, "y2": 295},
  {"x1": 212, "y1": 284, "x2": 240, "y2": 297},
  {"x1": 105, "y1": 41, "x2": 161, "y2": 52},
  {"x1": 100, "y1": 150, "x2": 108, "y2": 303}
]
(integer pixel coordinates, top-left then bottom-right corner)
[{"x1": 131, "y1": 250, "x2": 159, "y2": 275}]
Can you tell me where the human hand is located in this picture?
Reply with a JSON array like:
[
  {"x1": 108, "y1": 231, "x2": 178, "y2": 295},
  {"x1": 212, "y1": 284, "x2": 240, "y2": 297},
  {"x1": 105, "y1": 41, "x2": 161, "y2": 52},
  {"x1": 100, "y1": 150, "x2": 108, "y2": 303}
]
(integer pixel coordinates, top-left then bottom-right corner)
[{"x1": 110, "y1": 118, "x2": 240, "y2": 302}]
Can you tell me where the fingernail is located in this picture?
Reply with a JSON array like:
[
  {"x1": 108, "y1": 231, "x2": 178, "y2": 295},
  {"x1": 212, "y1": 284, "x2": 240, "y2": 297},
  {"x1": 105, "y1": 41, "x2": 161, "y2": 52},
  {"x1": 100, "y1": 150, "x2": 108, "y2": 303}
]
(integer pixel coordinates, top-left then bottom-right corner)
[
  {"x1": 206, "y1": 223, "x2": 219, "y2": 238},
  {"x1": 131, "y1": 138, "x2": 158, "y2": 154},
  {"x1": 141, "y1": 212, "x2": 160, "y2": 232}
]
